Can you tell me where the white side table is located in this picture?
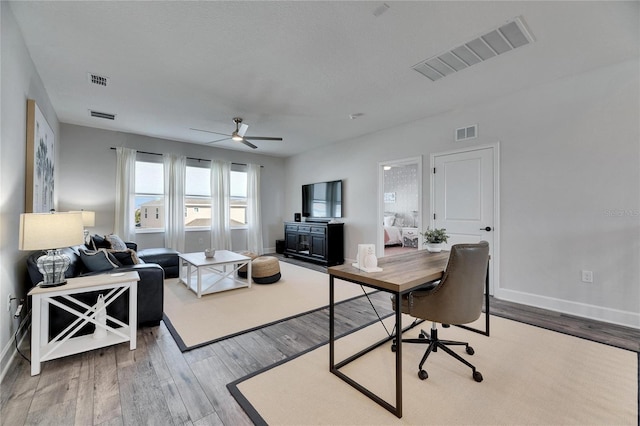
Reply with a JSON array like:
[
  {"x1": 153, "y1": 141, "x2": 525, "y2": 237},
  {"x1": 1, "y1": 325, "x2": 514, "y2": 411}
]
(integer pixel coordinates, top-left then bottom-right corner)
[
  {"x1": 402, "y1": 227, "x2": 422, "y2": 248},
  {"x1": 28, "y1": 271, "x2": 140, "y2": 376}
]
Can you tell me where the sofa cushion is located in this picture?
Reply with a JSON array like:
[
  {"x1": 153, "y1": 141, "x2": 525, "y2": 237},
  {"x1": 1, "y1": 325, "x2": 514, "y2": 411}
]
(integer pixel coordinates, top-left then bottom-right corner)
[
  {"x1": 137, "y1": 248, "x2": 180, "y2": 278},
  {"x1": 79, "y1": 249, "x2": 119, "y2": 272}
]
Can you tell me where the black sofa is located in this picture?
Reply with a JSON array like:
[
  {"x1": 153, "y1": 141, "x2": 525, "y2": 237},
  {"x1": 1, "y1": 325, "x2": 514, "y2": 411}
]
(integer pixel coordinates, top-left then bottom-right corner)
[{"x1": 27, "y1": 244, "x2": 165, "y2": 339}]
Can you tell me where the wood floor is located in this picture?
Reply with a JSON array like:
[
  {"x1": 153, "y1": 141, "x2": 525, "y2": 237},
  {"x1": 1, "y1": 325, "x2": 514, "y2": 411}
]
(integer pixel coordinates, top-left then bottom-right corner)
[{"x1": 2, "y1": 261, "x2": 638, "y2": 426}]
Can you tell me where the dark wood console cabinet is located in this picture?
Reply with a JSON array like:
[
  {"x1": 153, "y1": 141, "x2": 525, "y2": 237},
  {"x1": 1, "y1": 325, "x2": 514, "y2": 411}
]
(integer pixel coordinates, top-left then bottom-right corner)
[{"x1": 283, "y1": 221, "x2": 344, "y2": 266}]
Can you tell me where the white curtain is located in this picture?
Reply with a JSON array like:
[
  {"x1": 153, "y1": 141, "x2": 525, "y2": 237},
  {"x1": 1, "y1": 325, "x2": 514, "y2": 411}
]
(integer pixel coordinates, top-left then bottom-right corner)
[
  {"x1": 247, "y1": 163, "x2": 263, "y2": 254},
  {"x1": 164, "y1": 153, "x2": 186, "y2": 252},
  {"x1": 114, "y1": 147, "x2": 137, "y2": 242},
  {"x1": 210, "y1": 160, "x2": 231, "y2": 250}
]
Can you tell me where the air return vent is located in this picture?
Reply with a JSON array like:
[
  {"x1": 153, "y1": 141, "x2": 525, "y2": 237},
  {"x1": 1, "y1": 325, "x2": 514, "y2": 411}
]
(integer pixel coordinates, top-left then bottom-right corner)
[
  {"x1": 455, "y1": 124, "x2": 478, "y2": 142},
  {"x1": 88, "y1": 72, "x2": 110, "y2": 87},
  {"x1": 89, "y1": 110, "x2": 116, "y2": 120},
  {"x1": 412, "y1": 16, "x2": 534, "y2": 82}
]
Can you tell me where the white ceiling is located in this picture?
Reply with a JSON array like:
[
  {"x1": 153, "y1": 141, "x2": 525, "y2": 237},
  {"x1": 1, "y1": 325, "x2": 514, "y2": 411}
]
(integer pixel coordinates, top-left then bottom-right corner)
[{"x1": 8, "y1": 1, "x2": 639, "y2": 157}]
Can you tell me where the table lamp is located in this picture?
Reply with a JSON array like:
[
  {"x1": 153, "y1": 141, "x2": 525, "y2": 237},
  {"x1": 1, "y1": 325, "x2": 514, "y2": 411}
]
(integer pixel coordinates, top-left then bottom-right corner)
[
  {"x1": 19, "y1": 212, "x2": 85, "y2": 287},
  {"x1": 70, "y1": 210, "x2": 95, "y2": 245}
]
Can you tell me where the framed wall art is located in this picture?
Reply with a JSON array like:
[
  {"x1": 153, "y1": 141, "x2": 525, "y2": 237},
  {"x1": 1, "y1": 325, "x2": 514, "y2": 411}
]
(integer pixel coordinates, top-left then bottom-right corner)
[
  {"x1": 384, "y1": 192, "x2": 396, "y2": 203},
  {"x1": 25, "y1": 99, "x2": 55, "y2": 213}
]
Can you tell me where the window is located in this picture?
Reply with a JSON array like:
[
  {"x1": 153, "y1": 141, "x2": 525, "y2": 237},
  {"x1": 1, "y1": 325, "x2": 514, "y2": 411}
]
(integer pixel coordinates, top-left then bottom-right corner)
[
  {"x1": 135, "y1": 160, "x2": 164, "y2": 229},
  {"x1": 185, "y1": 165, "x2": 211, "y2": 228},
  {"x1": 230, "y1": 169, "x2": 247, "y2": 227},
  {"x1": 184, "y1": 164, "x2": 248, "y2": 228},
  {"x1": 132, "y1": 158, "x2": 248, "y2": 230}
]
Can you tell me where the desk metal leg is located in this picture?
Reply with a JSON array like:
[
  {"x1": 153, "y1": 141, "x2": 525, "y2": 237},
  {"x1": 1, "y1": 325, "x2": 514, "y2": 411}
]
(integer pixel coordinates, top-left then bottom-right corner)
[
  {"x1": 329, "y1": 275, "x2": 403, "y2": 418},
  {"x1": 394, "y1": 291, "x2": 403, "y2": 418},
  {"x1": 329, "y1": 275, "x2": 335, "y2": 371}
]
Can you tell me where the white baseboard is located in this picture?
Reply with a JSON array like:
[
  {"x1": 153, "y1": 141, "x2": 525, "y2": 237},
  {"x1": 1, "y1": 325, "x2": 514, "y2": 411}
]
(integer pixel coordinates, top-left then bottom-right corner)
[
  {"x1": 0, "y1": 327, "x2": 29, "y2": 383},
  {"x1": 494, "y1": 288, "x2": 640, "y2": 330}
]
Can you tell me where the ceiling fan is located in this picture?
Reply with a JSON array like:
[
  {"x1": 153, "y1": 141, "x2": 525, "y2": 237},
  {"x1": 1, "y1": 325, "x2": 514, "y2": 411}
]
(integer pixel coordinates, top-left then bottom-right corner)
[{"x1": 191, "y1": 117, "x2": 283, "y2": 149}]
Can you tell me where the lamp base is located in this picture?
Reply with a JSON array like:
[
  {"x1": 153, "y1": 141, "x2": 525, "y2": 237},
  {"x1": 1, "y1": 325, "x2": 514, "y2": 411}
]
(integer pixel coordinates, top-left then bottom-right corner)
[{"x1": 36, "y1": 249, "x2": 71, "y2": 287}]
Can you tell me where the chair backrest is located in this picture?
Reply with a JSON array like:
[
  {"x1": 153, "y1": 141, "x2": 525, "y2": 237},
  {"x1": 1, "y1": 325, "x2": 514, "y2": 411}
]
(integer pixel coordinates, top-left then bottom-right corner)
[{"x1": 410, "y1": 241, "x2": 489, "y2": 325}]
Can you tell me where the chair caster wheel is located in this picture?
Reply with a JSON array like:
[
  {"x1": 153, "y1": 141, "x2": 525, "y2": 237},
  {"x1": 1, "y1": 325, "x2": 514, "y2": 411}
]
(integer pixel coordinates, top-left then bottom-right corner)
[
  {"x1": 466, "y1": 346, "x2": 475, "y2": 355},
  {"x1": 418, "y1": 370, "x2": 428, "y2": 380},
  {"x1": 391, "y1": 343, "x2": 397, "y2": 352},
  {"x1": 473, "y1": 371, "x2": 483, "y2": 382},
  {"x1": 418, "y1": 333, "x2": 427, "y2": 339}
]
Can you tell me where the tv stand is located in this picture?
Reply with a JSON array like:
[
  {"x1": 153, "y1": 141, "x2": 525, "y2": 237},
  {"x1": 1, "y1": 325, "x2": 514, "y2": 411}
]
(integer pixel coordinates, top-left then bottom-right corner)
[{"x1": 284, "y1": 222, "x2": 344, "y2": 266}]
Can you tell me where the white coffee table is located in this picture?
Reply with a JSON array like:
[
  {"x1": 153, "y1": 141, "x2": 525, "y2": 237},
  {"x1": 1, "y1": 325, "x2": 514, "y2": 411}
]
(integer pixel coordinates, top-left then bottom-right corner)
[{"x1": 179, "y1": 250, "x2": 252, "y2": 298}]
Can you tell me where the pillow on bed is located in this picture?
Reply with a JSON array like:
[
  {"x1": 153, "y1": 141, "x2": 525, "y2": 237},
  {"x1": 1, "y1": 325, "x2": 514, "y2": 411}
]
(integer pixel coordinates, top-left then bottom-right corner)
[{"x1": 383, "y1": 216, "x2": 395, "y2": 227}]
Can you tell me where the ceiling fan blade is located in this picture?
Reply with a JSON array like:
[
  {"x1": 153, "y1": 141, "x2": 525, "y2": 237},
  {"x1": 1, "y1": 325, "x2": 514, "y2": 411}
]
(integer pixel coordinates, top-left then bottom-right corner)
[
  {"x1": 240, "y1": 138, "x2": 258, "y2": 149},
  {"x1": 238, "y1": 123, "x2": 249, "y2": 137},
  {"x1": 244, "y1": 136, "x2": 283, "y2": 141},
  {"x1": 206, "y1": 137, "x2": 230, "y2": 144},
  {"x1": 190, "y1": 127, "x2": 231, "y2": 137}
]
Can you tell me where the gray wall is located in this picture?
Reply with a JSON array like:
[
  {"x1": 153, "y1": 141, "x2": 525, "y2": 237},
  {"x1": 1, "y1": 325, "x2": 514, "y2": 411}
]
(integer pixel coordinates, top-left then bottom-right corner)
[
  {"x1": 284, "y1": 59, "x2": 640, "y2": 328},
  {"x1": 58, "y1": 124, "x2": 287, "y2": 253},
  {"x1": 0, "y1": 3, "x2": 61, "y2": 374}
]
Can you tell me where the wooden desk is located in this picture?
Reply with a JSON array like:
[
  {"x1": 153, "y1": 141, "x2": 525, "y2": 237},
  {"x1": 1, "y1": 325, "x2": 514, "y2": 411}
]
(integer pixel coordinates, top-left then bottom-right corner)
[{"x1": 328, "y1": 250, "x2": 489, "y2": 418}]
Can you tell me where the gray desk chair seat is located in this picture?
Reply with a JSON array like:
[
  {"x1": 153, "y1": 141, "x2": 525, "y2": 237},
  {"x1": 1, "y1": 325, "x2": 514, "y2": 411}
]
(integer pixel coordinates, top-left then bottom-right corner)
[{"x1": 392, "y1": 241, "x2": 489, "y2": 382}]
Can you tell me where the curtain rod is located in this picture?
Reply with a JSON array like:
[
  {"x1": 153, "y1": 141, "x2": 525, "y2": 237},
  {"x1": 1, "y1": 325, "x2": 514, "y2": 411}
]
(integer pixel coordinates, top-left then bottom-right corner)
[{"x1": 109, "y1": 147, "x2": 262, "y2": 167}]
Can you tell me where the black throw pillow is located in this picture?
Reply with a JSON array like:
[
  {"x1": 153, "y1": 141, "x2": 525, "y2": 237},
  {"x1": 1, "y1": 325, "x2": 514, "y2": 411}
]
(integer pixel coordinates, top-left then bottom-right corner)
[{"x1": 79, "y1": 249, "x2": 119, "y2": 272}]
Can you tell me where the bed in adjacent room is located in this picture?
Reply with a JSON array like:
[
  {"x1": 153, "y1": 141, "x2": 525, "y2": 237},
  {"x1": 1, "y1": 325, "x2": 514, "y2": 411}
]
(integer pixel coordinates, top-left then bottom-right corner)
[{"x1": 383, "y1": 213, "x2": 403, "y2": 246}]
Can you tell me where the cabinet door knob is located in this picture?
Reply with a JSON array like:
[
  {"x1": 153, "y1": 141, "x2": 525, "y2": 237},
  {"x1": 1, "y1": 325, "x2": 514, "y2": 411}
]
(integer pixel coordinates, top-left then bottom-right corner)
[{"x1": 480, "y1": 226, "x2": 492, "y2": 232}]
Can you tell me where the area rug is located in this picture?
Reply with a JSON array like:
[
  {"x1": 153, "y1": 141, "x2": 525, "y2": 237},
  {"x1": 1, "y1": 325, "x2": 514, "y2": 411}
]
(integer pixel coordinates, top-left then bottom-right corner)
[
  {"x1": 229, "y1": 314, "x2": 639, "y2": 425},
  {"x1": 163, "y1": 261, "x2": 377, "y2": 351}
]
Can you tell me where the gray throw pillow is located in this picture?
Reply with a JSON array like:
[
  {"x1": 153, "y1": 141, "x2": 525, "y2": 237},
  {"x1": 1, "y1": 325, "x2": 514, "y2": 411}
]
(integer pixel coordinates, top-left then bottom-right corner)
[
  {"x1": 80, "y1": 249, "x2": 119, "y2": 272},
  {"x1": 105, "y1": 234, "x2": 127, "y2": 251}
]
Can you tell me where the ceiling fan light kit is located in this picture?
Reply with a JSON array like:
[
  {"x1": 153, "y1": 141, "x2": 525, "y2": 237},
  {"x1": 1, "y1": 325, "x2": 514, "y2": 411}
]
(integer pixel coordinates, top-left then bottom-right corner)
[{"x1": 191, "y1": 117, "x2": 282, "y2": 150}]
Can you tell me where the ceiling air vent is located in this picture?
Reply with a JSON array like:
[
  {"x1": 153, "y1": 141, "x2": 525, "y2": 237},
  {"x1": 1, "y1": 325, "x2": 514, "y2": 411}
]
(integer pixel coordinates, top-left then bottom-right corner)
[
  {"x1": 412, "y1": 16, "x2": 534, "y2": 82},
  {"x1": 89, "y1": 110, "x2": 116, "y2": 120},
  {"x1": 88, "y1": 72, "x2": 110, "y2": 87}
]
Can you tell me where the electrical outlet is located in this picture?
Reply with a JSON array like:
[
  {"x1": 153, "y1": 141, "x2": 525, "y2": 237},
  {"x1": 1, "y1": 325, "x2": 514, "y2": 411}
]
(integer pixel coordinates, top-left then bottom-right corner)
[
  {"x1": 581, "y1": 270, "x2": 593, "y2": 283},
  {"x1": 7, "y1": 294, "x2": 12, "y2": 312}
]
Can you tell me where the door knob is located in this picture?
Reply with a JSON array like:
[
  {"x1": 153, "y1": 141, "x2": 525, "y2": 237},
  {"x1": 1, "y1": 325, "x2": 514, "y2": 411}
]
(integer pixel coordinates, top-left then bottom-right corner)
[{"x1": 480, "y1": 226, "x2": 492, "y2": 232}]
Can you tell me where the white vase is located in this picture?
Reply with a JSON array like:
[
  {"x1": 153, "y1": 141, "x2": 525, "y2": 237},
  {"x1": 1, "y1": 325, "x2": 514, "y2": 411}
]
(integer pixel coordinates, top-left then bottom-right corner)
[
  {"x1": 93, "y1": 294, "x2": 108, "y2": 339},
  {"x1": 425, "y1": 243, "x2": 443, "y2": 253}
]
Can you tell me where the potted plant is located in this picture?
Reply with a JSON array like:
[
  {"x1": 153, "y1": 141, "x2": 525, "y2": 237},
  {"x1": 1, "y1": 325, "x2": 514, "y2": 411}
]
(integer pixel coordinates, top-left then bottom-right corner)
[{"x1": 421, "y1": 227, "x2": 449, "y2": 252}]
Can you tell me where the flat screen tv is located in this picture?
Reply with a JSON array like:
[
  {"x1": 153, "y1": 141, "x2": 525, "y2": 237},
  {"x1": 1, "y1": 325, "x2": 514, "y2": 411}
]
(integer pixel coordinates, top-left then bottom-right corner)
[{"x1": 302, "y1": 180, "x2": 342, "y2": 219}]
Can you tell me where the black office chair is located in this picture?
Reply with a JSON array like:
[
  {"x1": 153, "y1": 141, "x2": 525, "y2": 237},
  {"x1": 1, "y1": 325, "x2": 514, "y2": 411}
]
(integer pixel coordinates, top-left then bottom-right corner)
[{"x1": 392, "y1": 241, "x2": 489, "y2": 382}]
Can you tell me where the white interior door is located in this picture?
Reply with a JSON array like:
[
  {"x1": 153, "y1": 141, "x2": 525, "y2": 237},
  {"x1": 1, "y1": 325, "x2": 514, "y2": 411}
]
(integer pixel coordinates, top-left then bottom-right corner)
[{"x1": 431, "y1": 145, "x2": 499, "y2": 294}]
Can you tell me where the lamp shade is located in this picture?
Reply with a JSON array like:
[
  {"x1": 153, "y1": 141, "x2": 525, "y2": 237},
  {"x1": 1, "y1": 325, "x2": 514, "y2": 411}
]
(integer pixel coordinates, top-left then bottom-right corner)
[
  {"x1": 70, "y1": 210, "x2": 95, "y2": 227},
  {"x1": 19, "y1": 212, "x2": 85, "y2": 251}
]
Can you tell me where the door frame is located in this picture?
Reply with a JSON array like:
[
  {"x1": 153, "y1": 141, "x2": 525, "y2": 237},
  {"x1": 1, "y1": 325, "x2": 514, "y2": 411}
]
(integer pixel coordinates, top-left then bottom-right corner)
[
  {"x1": 377, "y1": 156, "x2": 423, "y2": 258},
  {"x1": 429, "y1": 143, "x2": 500, "y2": 295}
]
